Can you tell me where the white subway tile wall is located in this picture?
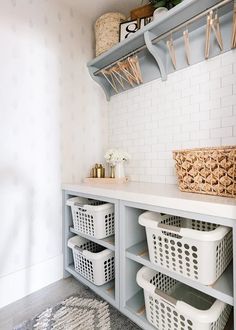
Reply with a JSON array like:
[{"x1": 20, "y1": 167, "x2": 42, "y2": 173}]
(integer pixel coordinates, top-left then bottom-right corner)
[{"x1": 108, "y1": 51, "x2": 236, "y2": 184}]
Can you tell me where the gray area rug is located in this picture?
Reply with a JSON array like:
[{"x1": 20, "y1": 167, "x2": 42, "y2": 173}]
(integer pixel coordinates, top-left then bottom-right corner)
[{"x1": 13, "y1": 295, "x2": 140, "y2": 330}]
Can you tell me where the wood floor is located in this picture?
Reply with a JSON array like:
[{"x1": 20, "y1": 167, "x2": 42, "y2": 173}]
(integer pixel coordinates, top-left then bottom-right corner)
[
  {"x1": 0, "y1": 276, "x2": 139, "y2": 330},
  {"x1": 0, "y1": 276, "x2": 233, "y2": 330},
  {"x1": 0, "y1": 277, "x2": 88, "y2": 330}
]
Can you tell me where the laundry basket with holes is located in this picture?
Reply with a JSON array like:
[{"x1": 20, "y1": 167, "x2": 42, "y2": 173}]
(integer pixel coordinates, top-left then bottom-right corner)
[
  {"x1": 137, "y1": 266, "x2": 231, "y2": 330},
  {"x1": 66, "y1": 197, "x2": 115, "y2": 239},
  {"x1": 139, "y1": 212, "x2": 232, "y2": 285},
  {"x1": 68, "y1": 235, "x2": 115, "y2": 286}
]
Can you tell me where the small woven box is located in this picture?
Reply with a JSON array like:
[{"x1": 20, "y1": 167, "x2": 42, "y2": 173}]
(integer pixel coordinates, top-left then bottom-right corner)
[
  {"x1": 173, "y1": 145, "x2": 236, "y2": 198},
  {"x1": 130, "y1": 4, "x2": 154, "y2": 19}
]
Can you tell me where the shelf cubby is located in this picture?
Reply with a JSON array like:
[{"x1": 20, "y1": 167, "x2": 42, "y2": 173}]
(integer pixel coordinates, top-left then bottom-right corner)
[
  {"x1": 66, "y1": 265, "x2": 116, "y2": 307},
  {"x1": 126, "y1": 240, "x2": 234, "y2": 306},
  {"x1": 70, "y1": 227, "x2": 115, "y2": 251},
  {"x1": 125, "y1": 272, "x2": 234, "y2": 330},
  {"x1": 122, "y1": 252, "x2": 234, "y2": 330}
]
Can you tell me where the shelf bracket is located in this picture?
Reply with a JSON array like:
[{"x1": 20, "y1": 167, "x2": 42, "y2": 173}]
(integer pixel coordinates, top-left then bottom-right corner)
[
  {"x1": 88, "y1": 65, "x2": 111, "y2": 101},
  {"x1": 144, "y1": 31, "x2": 167, "y2": 81}
]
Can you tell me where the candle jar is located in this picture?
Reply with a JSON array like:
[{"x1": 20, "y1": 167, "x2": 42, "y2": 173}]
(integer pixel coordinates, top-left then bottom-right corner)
[{"x1": 110, "y1": 165, "x2": 115, "y2": 178}]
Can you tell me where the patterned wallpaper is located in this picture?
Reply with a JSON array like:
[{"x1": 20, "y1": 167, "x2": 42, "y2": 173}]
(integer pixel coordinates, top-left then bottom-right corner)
[{"x1": 0, "y1": 0, "x2": 108, "y2": 307}]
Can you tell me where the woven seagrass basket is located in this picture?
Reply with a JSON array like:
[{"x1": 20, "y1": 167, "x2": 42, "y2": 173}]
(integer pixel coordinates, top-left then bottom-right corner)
[
  {"x1": 173, "y1": 145, "x2": 236, "y2": 198},
  {"x1": 95, "y1": 12, "x2": 126, "y2": 57},
  {"x1": 130, "y1": 4, "x2": 154, "y2": 19}
]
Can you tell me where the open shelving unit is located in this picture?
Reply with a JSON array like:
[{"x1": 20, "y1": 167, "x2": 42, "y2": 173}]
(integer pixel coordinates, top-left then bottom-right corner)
[
  {"x1": 63, "y1": 190, "x2": 120, "y2": 309},
  {"x1": 87, "y1": 0, "x2": 234, "y2": 100},
  {"x1": 63, "y1": 186, "x2": 235, "y2": 330},
  {"x1": 119, "y1": 202, "x2": 234, "y2": 330}
]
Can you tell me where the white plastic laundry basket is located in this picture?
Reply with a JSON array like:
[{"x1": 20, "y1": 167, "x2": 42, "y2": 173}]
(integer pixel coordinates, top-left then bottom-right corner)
[
  {"x1": 139, "y1": 212, "x2": 232, "y2": 285},
  {"x1": 66, "y1": 197, "x2": 115, "y2": 239},
  {"x1": 137, "y1": 266, "x2": 231, "y2": 330},
  {"x1": 68, "y1": 235, "x2": 115, "y2": 286}
]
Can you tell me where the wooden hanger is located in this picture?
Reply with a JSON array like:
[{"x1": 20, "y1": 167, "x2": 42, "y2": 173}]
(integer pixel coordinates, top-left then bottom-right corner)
[
  {"x1": 110, "y1": 69, "x2": 119, "y2": 92},
  {"x1": 109, "y1": 66, "x2": 125, "y2": 90},
  {"x1": 125, "y1": 58, "x2": 139, "y2": 85},
  {"x1": 183, "y1": 29, "x2": 191, "y2": 65},
  {"x1": 215, "y1": 12, "x2": 223, "y2": 50},
  {"x1": 128, "y1": 56, "x2": 143, "y2": 84},
  {"x1": 117, "y1": 61, "x2": 136, "y2": 87},
  {"x1": 127, "y1": 57, "x2": 139, "y2": 84},
  {"x1": 112, "y1": 63, "x2": 132, "y2": 86},
  {"x1": 117, "y1": 61, "x2": 134, "y2": 86},
  {"x1": 101, "y1": 69, "x2": 119, "y2": 93},
  {"x1": 211, "y1": 12, "x2": 223, "y2": 51},
  {"x1": 205, "y1": 10, "x2": 223, "y2": 59},
  {"x1": 205, "y1": 11, "x2": 213, "y2": 59},
  {"x1": 103, "y1": 56, "x2": 143, "y2": 92},
  {"x1": 232, "y1": 4, "x2": 236, "y2": 48},
  {"x1": 134, "y1": 56, "x2": 143, "y2": 84},
  {"x1": 167, "y1": 36, "x2": 176, "y2": 69},
  {"x1": 125, "y1": 57, "x2": 141, "y2": 85}
]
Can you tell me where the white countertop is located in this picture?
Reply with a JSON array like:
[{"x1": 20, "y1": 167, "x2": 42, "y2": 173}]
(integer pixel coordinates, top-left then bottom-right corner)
[{"x1": 62, "y1": 182, "x2": 236, "y2": 220}]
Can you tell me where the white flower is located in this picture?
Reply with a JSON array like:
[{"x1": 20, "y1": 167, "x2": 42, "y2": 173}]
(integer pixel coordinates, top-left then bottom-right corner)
[{"x1": 104, "y1": 149, "x2": 131, "y2": 165}]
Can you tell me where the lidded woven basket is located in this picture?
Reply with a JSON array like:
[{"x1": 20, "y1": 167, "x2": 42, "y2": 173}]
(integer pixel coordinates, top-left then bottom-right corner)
[
  {"x1": 95, "y1": 12, "x2": 126, "y2": 57},
  {"x1": 173, "y1": 145, "x2": 236, "y2": 198}
]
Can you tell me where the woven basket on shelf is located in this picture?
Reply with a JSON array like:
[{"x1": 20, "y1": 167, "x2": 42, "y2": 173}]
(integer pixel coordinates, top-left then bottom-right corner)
[
  {"x1": 95, "y1": 12, "x2": 126, "y2": 57},
  {"x1": 173, "y1": 145, "x2": 236, "y2": 198},
  {"x1": 130, "y1": 4, "x2": 155, "y2": 19}
]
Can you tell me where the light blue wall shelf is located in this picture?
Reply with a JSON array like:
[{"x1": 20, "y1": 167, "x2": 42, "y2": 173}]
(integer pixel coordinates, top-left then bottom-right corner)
[{"x1": 87, "y1": 0, "x2": 234, "y2": 100}]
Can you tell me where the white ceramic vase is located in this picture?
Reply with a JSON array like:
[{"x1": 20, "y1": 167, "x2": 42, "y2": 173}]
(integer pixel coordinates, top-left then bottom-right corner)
[
  {"x1": 153, "y1": 7, "x2": 168, "y2": 20},
  {"x1": 115, "y1": 161, "x2": 125, "y2": 178}
]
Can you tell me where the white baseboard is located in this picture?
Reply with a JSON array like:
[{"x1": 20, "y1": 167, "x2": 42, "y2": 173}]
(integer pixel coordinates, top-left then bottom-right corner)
[{"x1": 0, "y1": 254, "x2": 63, "y2": 309}]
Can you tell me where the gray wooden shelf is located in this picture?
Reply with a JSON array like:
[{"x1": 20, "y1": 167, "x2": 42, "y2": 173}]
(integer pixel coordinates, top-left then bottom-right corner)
[
  {"x1": 87, "y1": 0, "x2": 234, "y2": 100},
  {"x1": 126, "y1": 240, "x2": 234, "y2": 306},
  {"x1": 70, "y1": 227, "x2": 115, "y2": 251},
  {"x1": 66, "y1": 265, "x2": 116, "y2": 306},
  {"x1": 63, "y1": 191, "x2": 120, "y2": 310}
]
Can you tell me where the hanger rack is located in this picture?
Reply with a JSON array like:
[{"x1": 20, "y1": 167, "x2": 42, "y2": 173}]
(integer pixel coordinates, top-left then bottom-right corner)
[
  {"x1": 93, "y1": 0, "x2": 232, "y2": 77},
  {"x1": 88, "y1": 0, "x2": 234, "y2": 100}
]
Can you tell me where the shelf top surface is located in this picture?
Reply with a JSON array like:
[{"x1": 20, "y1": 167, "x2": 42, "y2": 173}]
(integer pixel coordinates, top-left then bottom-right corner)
[{"x1": 63, "y1": 181, "x2": 236, "y2": 220}]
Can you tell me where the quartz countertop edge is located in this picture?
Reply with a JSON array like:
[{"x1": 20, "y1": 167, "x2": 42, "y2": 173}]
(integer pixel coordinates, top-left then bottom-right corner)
[{"x1": 62, "y1": 182, "x2": 236, "y2": 220}]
